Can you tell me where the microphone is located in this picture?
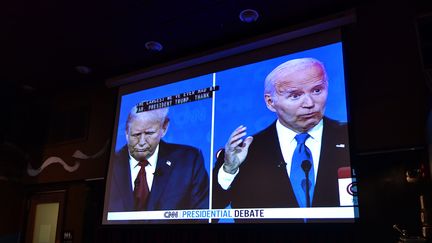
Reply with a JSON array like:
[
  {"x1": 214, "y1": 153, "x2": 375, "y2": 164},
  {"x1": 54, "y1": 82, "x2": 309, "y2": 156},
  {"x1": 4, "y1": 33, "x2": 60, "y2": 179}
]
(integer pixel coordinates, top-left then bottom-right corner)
[
  {"x1": 301, "y1": 160, "x2": 312, "y2": 207},
  {"x1": 277, "y1": 161, "x2": 287, "y2": 168},
  {"x1": 301, "y1": 160, "x2": 312, "y2": 173}
]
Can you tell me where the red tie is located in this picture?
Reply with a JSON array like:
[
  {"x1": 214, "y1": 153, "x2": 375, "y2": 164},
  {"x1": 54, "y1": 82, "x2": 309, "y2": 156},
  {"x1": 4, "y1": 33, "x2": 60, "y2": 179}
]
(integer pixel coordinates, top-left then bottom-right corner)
[{"x1": 134, "y1": 160, "x2": 149, "y2": 210}]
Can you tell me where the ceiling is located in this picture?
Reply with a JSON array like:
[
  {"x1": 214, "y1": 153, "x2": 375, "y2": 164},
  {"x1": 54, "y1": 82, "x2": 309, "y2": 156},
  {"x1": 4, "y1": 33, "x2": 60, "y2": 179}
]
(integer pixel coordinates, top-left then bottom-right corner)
[
  {"x1": 2, "y1": 0, "x2": 374, "y2": 178},
  {"x1": 2, "y1": 0, "x2": 432, "y2": 178},
  {"x1": 3, "y1": 0, "x2": 368, "y2": 93}
]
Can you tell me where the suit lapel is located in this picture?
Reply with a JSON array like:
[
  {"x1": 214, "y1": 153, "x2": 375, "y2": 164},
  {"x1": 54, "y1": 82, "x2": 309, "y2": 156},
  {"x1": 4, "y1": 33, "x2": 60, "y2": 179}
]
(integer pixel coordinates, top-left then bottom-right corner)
[
  {"x1": 115, "y1": 147, "x2": 135, "y2": 211},
  {"x1": 262, "y1": 123, "x2": 298, "y2": 207},
  {"x1": 146, "y1": 142, "x2": 174, "y2": 210},
  {"x1": 313, "y1": 118, "x2": 348, "y2": 206}
]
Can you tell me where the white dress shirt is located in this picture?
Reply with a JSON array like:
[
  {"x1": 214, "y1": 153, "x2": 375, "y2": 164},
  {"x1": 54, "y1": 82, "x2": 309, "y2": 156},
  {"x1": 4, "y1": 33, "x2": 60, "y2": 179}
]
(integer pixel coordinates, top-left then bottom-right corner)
[
  {"x1": 218, "y1": 119, "x2": 323, "y2": 190},
  {"x1": 129, "y1": 145, "x2": 159, "y2": 192}
]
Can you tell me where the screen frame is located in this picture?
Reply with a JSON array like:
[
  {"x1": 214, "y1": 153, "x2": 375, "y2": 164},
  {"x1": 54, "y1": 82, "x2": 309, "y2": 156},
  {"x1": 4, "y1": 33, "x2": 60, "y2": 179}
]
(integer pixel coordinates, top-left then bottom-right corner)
[{"x1": 102, "y1": 10, "x2": 358, "y2": 226}]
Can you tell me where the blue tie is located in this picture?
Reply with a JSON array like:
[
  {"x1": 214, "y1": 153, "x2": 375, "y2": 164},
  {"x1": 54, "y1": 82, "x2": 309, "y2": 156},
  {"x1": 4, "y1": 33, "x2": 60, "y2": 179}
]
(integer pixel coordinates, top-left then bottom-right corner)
[{"x1": 290, "y1": 133, "x2": 315, "y2": 208}]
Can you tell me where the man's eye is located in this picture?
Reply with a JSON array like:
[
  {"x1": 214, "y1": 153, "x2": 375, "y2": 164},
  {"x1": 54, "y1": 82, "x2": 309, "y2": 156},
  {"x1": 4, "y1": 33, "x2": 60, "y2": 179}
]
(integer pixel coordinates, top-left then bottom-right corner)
[
  {"x1": 289, "y1": 93, "x2": 301, "y2": 100},
  {"x1": 313, "y1": 88, "x2": 322, "y2": 94},
  {"x1": 145, "y1": 131, "x2": 156, "y2": 135}
]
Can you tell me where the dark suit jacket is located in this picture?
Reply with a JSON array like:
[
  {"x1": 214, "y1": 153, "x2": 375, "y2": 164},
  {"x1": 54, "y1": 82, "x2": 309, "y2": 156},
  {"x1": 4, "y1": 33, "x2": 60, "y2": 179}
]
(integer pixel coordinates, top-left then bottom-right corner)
[
  {"x1": 212, "y1": 117, "x2": 350, "y2": 210},
  {"x1": 107, "y1": 141, "x2": 209, "y2": 212}
]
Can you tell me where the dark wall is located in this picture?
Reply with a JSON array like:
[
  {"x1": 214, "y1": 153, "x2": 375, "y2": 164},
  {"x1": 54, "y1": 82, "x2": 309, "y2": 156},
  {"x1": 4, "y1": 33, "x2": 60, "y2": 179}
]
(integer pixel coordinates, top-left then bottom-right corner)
[
  {"x1": 343, "y1": 1, "x2": 429, "y2": 240},
  {"x1": 345, "y1": 1, "x2": 428, "y2": 152},
  {"x1": 0, "y1": 180, "x2": 25, "y2": 243},
  {"x1": 0, "y1": 85, "x2": 117, "y2": 243}
]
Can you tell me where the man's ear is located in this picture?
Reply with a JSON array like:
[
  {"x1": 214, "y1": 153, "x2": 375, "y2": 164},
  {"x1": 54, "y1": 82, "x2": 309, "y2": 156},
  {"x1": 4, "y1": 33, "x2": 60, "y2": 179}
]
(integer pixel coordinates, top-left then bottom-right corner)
[
  {"x1": 161, "y1": 118, "x2": 170, "y2": 137},
  {"x1": 264, "y1": 94, "x2": 277, "y2": 112}
]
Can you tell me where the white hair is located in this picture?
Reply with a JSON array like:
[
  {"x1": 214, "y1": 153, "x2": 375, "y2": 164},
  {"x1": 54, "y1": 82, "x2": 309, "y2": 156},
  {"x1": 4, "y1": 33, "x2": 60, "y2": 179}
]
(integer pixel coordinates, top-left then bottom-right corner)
[{"x1": 264, "y1": 57, "x2": 328, "y2": 96}]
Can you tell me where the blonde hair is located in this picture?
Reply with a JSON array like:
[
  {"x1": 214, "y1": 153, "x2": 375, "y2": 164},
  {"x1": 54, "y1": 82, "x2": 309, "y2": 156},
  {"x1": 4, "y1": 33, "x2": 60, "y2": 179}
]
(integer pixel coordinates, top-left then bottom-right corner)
[{"x1": 125, "y1": 106, "x2": 169, "y2": 133}]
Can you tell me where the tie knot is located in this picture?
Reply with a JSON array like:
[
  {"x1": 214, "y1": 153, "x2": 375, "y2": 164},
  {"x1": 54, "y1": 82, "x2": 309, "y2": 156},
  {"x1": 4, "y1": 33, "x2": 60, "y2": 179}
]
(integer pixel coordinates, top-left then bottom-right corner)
[
  {"x1": 295, "y1": 133, "x2": 310, "y2": 144},
  {"x1": 138, "y1": 160, "x2": 149, "y2": 167}
]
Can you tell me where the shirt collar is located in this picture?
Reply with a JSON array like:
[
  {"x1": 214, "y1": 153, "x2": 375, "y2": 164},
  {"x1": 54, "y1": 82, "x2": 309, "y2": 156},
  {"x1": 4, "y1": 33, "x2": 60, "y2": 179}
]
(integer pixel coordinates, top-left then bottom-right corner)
[{"x1": 276, "y1": 119, "x2": 323, "y2": 141}]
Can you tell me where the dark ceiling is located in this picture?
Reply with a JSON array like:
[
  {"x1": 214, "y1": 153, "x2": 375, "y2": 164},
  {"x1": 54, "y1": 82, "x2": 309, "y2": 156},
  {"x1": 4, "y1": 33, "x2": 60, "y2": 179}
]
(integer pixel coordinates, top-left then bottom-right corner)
[
  {"x1": 3, "y1": 0, "x2": 368, "y2": 92},
  {"x1": 2, "y1": 0, "x2": 432, "y2": 178}
]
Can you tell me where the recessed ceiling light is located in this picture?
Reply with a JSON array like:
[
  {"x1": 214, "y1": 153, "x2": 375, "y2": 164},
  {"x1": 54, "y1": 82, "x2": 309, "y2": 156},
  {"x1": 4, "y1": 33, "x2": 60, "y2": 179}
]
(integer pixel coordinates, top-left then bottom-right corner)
[
  {"x1": 21, "y1": 84, "x2": 35, "y2": 92},
  {"x1": 145, "y1": 41, "x2": 163, "y2": 52},
  {"x1": 239, "y1": 9, "x2": 259, "y2": 23},
  {"x1": 75, "y1": 65, "x2": 92, "y2": 74}
]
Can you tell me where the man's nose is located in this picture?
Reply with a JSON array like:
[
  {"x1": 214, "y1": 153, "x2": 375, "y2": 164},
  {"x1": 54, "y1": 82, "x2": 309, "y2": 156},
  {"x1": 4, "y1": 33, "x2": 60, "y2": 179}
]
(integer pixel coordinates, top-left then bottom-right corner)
[
  {"x1": 302, "y1": 94, "x2": 314, "y2": 108},
  {"x1": 138, "y1": 134, "x2": 146, "y2": 145}
]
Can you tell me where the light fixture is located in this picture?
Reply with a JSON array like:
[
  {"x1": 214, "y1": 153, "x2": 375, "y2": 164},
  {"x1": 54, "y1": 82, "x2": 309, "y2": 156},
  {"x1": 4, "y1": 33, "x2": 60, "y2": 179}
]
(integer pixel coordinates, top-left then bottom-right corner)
[
  {"x1": 239, "y1": 9, "x2": 259, "y2": 23},
  {"x1": 145, "y1": 41, "x2": 163, "y2": 52},
  {"x1": 75, "y1": 65, "x2": 92, "y2": 74},
  {"x1": 20, "y1": 84, "x2": 35, "y2": 93}
]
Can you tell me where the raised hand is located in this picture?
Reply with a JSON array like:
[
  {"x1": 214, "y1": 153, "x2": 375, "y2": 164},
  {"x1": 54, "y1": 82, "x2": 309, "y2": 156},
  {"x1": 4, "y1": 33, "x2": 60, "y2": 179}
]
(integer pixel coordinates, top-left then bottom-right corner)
[{"x1": 223, "y1": 125, "x2": 253, "y2": 174}]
